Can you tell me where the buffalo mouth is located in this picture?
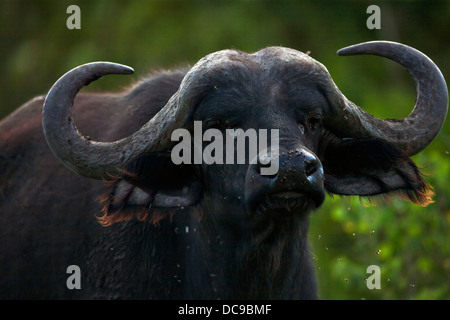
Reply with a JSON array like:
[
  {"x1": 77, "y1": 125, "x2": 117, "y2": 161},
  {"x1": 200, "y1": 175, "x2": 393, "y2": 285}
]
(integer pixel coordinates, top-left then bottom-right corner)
[{"x1": 253, "y1": 191, "x2": 323, "y2": 217}]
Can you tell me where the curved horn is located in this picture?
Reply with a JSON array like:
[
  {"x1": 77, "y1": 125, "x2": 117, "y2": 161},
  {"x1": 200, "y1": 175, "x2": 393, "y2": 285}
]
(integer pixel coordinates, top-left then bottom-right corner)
[
  {"x1": 43, "y1": 50, "x2": 243, "y2": 181},
  {"x1": 326, "y1": 41, "x2": 448, "y2": 156},
  {"x1": 43, "y1": 62, "x2": 190, "y2": 180}
]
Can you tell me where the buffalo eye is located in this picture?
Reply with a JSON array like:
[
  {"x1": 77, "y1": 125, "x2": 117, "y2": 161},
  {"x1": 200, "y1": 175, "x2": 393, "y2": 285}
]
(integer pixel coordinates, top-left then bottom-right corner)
[
  {"x1": 297, "y1": 116, "x2": 321, "y2": 134},
  {"x1": 204, "y1": 119, "x2": 235, "y2": 130},
  {"x1": 307, "y1": 117, "x2": 322, "y2": 131},
  {"x1": 204, "y1": 119, "x2": 222, "y2": 130}
]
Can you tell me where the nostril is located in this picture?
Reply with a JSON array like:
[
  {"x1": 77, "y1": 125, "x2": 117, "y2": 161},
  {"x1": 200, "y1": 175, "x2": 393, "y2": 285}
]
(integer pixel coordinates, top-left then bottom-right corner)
[{"x1": 304, "y1": 159, "x2": 318, "y2": 177}]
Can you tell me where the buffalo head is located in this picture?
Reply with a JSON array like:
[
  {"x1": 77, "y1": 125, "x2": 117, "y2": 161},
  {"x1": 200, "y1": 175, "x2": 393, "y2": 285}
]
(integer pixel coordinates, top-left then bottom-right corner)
[{"x1": 43, "y1": 40, "x2": 447, "y2": 217}]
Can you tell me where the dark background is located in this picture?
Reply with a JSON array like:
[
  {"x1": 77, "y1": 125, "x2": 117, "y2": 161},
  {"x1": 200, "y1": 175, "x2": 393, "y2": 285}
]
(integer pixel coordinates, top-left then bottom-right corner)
[{"x1": 0, "y1": 0, "x2": 448, "y2": 299}]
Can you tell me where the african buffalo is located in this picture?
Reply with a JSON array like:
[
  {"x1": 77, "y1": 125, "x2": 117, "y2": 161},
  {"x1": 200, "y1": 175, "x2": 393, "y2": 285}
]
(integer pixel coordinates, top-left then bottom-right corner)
[{"x1": 0, "y1": 41, "x2": 447, "y2": 299}]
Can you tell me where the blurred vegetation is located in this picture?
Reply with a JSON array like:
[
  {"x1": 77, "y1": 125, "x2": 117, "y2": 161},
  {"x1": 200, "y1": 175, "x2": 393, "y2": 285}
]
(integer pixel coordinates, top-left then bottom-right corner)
[{"x1": 0, "y1": 0, "x2": 448, "y2": 299}]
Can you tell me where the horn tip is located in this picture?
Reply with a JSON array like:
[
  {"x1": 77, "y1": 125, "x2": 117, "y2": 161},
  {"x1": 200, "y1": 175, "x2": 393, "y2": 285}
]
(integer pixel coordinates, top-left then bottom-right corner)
[
  {"x1": 90, "y1": 62, "x2": 134, "y2": 75},
  {"x1": 336, "y1": 47, "x2": 353, "y2": 56},
  {"x1": 116, "y1": 63, "x2": 134, "y2": 75}
]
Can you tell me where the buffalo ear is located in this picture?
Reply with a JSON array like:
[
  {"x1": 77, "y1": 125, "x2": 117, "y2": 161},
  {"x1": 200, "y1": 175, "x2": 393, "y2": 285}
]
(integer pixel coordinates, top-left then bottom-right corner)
[
  {"x1": 320, "y1": 137, "x2": 433, "y2": 205},
  {"x1": 98, "y1": 152, "x2": 202, "y2": 226}
]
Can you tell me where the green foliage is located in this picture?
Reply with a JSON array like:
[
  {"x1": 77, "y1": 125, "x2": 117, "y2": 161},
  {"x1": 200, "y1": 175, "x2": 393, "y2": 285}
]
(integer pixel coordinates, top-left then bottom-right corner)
[{"x1": 1, "y1": 0, "x2": 448, "y2": 299}]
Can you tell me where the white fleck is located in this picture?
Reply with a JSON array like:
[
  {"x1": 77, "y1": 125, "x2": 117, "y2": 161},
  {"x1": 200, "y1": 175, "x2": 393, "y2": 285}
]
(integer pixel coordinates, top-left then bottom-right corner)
[{"x1": 298, "y1": 124, "x2": 305, "y2": 134}]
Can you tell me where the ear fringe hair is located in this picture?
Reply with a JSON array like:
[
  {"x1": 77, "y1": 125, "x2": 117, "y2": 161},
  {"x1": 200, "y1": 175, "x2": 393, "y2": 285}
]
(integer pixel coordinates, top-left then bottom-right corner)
[
  {"x1": 96, "y1": 177, "x2": 175, "y2": 227},
  {"x1": 96, "y1": 206, "x2": 173, "y2": 227},
  {"x1": 394, "y1": 163, "x2": 434, "y2": 206},
  {"x1": 359, "y1": 187, "x2": 434, "y2": 208},
  {"x1": 359, "y1": 169, "x2": 434, "y2": 208},
  {"x1": 327, "y1": 165, "x2": 434, "y2": 208},
  {"x1": 97, "y1": 177, "x2": 203, "y2": 227}
]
